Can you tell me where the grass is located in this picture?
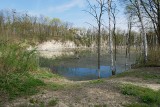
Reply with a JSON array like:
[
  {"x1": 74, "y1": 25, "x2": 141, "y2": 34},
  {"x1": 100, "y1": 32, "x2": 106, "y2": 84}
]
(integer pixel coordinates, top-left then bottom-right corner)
[
  {"x1": 31, "y1": 69, "x2": 65, "y2": 91},
  {"x1": 0, "y1": 42, "x2": 45, "y2": 100},
  {"x1": 128, "y1": 47, "x2": 160, "y2": 70},
  {"x1": 18, "y1": 99, "x2": 45, "y2": 107},
  {"x1": 33, "y1": 68, "x2": 62, "y2": 79},
  {"x1": 157, "y1": 81, "x2": 160, "y2": 84},
  {"x1": 134, "y1": 48, "x2": 160, "y2": 67},
  {"x1": 115, "y1": 69, "x2": 160, "y2": 81},
  {"x1": 94, "y1": 104, "x2": 107, "y2": 107},
  {"x1": 47, "y1": 82, "x2": 65, "y2": 91},
  {"x1": 89, "y1": 79, "x2": 105, "y2": 84},
  {"x1": 120, "y1": 84, "x2": 160, "y2": 107},
  {"x1": 48, "y1": 98, "x2": 58, "y2": 106},
  {"x1": 124, "y1": 103, "x2": 154, "y2": 107},
  {"x1": 29, "y1": 98, "x2": 39, "y2": 104},
  {"x1": 0, "y1": 74, "x2": 45, "y2": 100},
  {"x1": 0, "y1": 41, "x2": 66, "y2": 106}
]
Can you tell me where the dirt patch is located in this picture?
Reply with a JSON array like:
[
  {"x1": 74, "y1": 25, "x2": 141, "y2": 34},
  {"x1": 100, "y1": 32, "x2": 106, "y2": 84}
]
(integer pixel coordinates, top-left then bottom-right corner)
[{"x1": 3, "y1": 80, "x2": 135, "y2": 107}]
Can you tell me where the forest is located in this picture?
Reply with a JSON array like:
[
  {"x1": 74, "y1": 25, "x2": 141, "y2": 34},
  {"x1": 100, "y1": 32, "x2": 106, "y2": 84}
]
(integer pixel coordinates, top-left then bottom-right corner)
[{"x1": 0, "y1": 0, "x2": 160, "y2": 107}]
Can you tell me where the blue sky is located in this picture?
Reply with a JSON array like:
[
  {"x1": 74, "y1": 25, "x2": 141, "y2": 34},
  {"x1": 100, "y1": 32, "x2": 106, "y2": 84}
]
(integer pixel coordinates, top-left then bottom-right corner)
[{"x1": 0, "y1": 0, "x2": 127, "y2": 29}]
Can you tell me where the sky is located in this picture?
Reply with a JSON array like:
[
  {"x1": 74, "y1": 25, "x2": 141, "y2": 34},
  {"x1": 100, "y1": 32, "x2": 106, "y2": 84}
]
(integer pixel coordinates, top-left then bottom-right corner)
[{"x1": 0, "y1": 0, "x2": 128, "y2": 30}]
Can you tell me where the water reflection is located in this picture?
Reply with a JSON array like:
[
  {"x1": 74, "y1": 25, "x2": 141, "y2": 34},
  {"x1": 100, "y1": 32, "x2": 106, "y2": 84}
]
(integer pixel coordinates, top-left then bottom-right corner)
[
  {"x1": 40, "y1": 50, "x2": 135, "y2": 81},
  {"x1": 51, "y1": 65, "x2": 130, "y2": 81}
]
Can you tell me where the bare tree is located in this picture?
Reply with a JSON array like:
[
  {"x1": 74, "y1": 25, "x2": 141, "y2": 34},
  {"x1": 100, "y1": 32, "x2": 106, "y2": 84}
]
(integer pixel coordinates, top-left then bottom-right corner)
[
  {"x1": 111, "y1": 1, "x2": 118, "y2": 73},
  {"x1": 125, "y1": 13, "x2": 133, "y2": 69},
  {"x1": 85, "y1": 0, "x2": 106, "y2": 78},
  {"x1": 123, "y1": 0, "x2": 148, "y2": 63},
  {"x1": 136, "y1": 0, "x2": 148, "y2": 63},
  {"x1": 139, "y1": 0, "x2": 160, "y2": 45},
  {"x1": 107, "y1": 0, "x2": 116, "y2": 75}
]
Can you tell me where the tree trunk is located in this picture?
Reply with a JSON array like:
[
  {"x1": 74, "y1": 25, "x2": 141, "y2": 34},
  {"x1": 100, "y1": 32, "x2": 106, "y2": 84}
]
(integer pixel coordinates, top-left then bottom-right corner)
[
  {"x1": 128, "y1": 14, "x2": 133, "y2": 62},
  {"x1": 158, "y1": 2, "x2": 160, "y2": 45},
  {"x1": 125, "y1": 33, "x2": 128, "y2": 70},
  {"x1": 97, "y1": 23, "x2": 101, "y2": 78},
  {"x1": 137, "y1": 0, "x2": 148, "y2": 63},
  {"x1": 108, "y1": 0, "x2": 115, "y2": 75}
]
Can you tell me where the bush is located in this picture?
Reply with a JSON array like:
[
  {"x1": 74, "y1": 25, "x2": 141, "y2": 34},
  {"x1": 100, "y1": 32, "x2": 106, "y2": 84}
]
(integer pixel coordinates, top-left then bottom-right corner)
[
  {"x1": 0, "y1": 41, "x2": 38, "y2": 75},
  {"x1": 0, "y1": 41, "x2": 44, "y2": 100}
]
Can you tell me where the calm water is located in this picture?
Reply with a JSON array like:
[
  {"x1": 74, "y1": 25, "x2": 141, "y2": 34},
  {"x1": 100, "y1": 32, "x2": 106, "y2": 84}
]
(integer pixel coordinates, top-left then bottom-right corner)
[{"x1": 40, "y1": 50, "x2": 136, "y2": 81}]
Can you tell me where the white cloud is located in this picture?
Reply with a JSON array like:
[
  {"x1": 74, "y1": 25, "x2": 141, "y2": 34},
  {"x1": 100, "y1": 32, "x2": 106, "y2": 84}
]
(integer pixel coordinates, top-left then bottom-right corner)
[{"x1": 48, "y1": 0, "x2": 85, "y2": 13}]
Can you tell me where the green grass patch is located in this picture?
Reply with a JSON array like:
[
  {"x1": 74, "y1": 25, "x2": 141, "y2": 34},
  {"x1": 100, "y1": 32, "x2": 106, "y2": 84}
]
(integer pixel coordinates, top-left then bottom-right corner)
[
  {"x1": 124, "y1": 103, "x2": 153, "y2": 107},
  {"x1": 48, "y1": 98, "x2": 58, "y2": 106},
  {"x1": 0, "y1": 74, "x2": 45, "y2": 100},
  {"x1": 120, "y1": 84, "x2": 160, "y2": 106},
  {"x1": 33, "y1": 69, "x2": 61, "y2": 79},
  {"x1": 115, "y1": 69, "x2": 160, "y2": 81},
  {"x1": 89, "y1": 79, "x2": 105, "y2": 84},
  {"x1": 47, "y1": 83, "x2": 65, "y2": 91},
  {"x1": 142, "y1": 74, "x2": 160, "y2": 80},
  {"x1": 115, "y1": 71, "x2": 134, "y2": 78}
]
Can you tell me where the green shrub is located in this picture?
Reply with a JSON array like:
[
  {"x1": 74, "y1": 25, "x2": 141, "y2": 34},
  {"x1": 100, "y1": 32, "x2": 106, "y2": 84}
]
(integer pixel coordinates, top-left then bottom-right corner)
[
  {"x1": 0, "y1": 41, "x2": 38, "y2": 75},
  {"x1": 0, "y1": 41, "x2": 44, "y2": 99},
  {"x1": 121, "y1": 84, "x2": 160, "y2": 106}
]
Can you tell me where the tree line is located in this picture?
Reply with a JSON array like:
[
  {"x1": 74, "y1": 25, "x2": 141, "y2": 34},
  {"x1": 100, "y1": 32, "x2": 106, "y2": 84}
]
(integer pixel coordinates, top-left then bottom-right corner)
[
  {"x1": 0, "y1": 9, "x2": 77, "y2": 44},
  {"x1": 0, "y1": 9, "x2": 141, "y2": 47}
]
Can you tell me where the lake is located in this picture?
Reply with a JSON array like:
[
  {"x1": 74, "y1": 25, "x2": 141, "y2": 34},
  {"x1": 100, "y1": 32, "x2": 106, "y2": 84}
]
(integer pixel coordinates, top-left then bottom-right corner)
[{"x1": 39, "y1": 49, "x2": 136, "y2": 81}]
